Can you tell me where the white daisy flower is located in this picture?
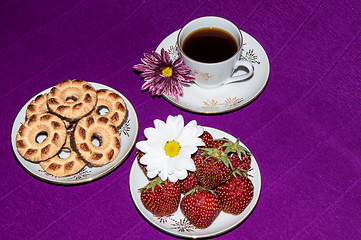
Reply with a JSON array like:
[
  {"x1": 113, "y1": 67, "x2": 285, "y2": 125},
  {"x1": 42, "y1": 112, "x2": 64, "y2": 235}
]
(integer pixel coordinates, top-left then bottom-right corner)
[{"x1": 136, "y1": 115, "x2": 204, "y2": 182}]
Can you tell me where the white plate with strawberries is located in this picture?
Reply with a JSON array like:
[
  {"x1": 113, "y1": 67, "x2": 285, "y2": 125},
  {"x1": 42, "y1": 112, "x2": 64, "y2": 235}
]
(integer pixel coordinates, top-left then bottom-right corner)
[{"x1": 129, "y1": 127, "x2": 261, "y2": 238}]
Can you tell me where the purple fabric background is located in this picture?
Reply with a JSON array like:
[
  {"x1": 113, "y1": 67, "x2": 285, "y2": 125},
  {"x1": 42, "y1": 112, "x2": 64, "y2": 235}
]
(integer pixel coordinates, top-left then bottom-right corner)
[{"x1": 1, "y1": 0, "x2": 360, "y2": 239}]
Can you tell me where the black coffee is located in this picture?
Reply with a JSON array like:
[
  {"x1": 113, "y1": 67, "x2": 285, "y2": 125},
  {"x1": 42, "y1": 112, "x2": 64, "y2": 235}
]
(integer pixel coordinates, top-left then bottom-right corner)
[{"x1": 182, "y1": 27, "x2": 238, "y2": 63}]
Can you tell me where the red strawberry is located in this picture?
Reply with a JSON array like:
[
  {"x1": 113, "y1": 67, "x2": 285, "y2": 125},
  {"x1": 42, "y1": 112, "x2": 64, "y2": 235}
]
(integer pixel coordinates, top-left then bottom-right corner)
[
  {"x1": 229, "y1": 151, "x2": 252, "y2": 171},
  {"x1": 216, "y1": 171, "x2": 254, "y2": 215},
  {"x1": 180, "y1": 187, "x2": 221, "y2": 228},
  {"x1": 200, "y1": 130, "x2": 214, "y2": 148},
  {"x1": 178, "y1": 172, "x2": 199, "y2": 194},
  {"x1": 193, "y1": 148, "x2": 232, "y2": 189},
  {"x1": 214, "y1": 138, "x2": 252, "y2": 171},
  {"x1": 140, "y1": 177, "x2": 181, "y2": 217}
]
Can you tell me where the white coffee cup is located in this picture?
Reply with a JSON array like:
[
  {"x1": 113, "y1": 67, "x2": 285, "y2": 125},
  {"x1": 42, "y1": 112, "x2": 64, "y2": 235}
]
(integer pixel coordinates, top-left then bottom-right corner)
[{"x1": 177, "y1": 16, "x2": 254, "y2": 88}]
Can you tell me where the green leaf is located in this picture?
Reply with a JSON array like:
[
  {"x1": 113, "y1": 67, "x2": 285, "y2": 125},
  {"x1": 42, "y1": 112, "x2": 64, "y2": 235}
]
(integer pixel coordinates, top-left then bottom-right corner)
[{"x1": 138, "y1": 177, "x2": 165, "y2": 193}]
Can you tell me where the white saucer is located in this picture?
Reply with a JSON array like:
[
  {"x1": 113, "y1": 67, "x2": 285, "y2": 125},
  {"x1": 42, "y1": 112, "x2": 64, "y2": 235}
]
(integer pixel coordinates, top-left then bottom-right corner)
[
  {"x1": 156, "y1": 29, "x2": 270, "y2": 114},
  {"x1": 11, "y1": 82, "x2": 139, "y2": 185},
  {"x1": 129, "y1": 126, "x2": 261, "y2": 238}
]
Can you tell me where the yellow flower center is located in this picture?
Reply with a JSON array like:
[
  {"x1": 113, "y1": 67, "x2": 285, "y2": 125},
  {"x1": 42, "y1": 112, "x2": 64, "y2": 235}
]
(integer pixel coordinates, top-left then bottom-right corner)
[
  {"x1": 162, "y1": 67, "x2": 173, "y2": 77},
  {"x1": 164, "y1": 140, "x2": 180, "y2": 157}
]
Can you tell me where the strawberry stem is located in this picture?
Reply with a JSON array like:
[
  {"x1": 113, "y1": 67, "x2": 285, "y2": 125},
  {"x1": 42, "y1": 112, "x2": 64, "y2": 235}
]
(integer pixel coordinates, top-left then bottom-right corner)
[
  {"x1": 214, "y1": 138, "x2": 252, "y2": 158},
  {"x1": 138, "y1": 177, "x2": 165, "y2": 193},
  {"x1": 199, "y1": 147, "x2": 233, "y2": 169},
  {"x1": 232, "y1": 167, "x2": 253, "y2": 178},
  {"x1": 184, "y1": 186, "x2": 216, "y2": 196}
]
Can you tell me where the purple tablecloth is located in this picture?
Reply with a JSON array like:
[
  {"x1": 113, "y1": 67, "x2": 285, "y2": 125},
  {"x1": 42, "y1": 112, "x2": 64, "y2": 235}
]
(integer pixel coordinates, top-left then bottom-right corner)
[{"x1": 1, "y1": 0, "x2": 360, "y2": 239}]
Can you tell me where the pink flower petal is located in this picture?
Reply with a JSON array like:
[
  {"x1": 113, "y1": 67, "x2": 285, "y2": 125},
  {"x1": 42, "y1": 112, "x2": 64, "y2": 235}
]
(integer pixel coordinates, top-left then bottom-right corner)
[{"x1": 134, "y1": 48, "x2": 194, "y2": 101}]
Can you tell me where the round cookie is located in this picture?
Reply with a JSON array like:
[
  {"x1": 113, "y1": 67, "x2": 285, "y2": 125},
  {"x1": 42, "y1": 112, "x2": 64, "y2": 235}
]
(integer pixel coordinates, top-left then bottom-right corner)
[
  {"x1": 71, "y1": 115, "x2": 121, "y2": 167},
  {"x1": 40, "y1": 131, "x2": 86, "y2": 177},
  {"x1": 26, "y1": 93, "x2": 72, "y2": 128},
  {"x1": 47, "y1": 79, "x2": 97, "y2": 122},
  {"x1": 16, "y1": 113, "x2": 67, "y2": 162},
  {"x1": 25, "y1": 94, "x2": 48, "y2": 120},
  {"x1": 93, "y1": 89, "x2": 127, "y2": 128}
]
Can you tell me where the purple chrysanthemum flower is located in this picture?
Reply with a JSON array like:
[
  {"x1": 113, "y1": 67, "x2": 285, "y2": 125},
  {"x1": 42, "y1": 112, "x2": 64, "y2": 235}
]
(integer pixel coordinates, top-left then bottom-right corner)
[{"x1": 134, "y1": 48, "x2": 195, "y2": 101}]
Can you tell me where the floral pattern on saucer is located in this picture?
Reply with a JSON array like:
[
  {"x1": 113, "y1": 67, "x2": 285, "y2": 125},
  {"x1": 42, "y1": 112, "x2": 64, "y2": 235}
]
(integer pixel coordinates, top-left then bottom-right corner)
[
  {"x1": 241, "y1": 47, "x2": 261, "y2": 64},
  {"x1": 202, "y1": 97, "x2": 244, "y2": 111}
]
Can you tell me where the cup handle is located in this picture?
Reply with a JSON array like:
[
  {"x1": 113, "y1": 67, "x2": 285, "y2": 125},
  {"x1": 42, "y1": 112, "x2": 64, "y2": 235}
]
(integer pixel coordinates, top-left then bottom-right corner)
[{"x1": 223, "y1": 60, "x2": 254, "y2": 85}]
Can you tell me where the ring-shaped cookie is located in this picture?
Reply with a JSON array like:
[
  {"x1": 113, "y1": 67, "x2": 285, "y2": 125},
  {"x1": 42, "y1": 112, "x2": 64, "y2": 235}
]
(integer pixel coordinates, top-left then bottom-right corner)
[
  {"x1": 71, "y1": 115, "x2": 121, "y2": 167},
  {"x1": 93, "y1": 89, "x2": 127, "y2": 128},
  {"x1": 40, "y1": 131, "x2": 86, "y2": 177},
  {"x1": 16, "y1": 113, "x2": 67, "y2": 162},
  {"x1": 47, "y1": 79, "x2": 97, "y2": 122},
  {"x1": 26, "y1": 93, "x2": 72, "y2": 128},
  {"x1": 25, "y1": 94, "x2": 48, "y2": 120}
]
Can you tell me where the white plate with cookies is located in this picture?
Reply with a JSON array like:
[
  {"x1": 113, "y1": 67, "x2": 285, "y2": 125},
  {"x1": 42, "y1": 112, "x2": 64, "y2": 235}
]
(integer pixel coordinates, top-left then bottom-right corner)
[
  {"x1": 129, "y1": 126, "x2": 261, "y2": 238},
  {"x1": 11, "y1": 81, "x2": 139, "y2": 185}
]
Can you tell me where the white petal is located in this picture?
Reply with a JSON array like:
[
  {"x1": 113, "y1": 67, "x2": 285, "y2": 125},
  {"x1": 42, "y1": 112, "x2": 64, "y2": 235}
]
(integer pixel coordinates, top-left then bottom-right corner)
[
  {"x1": 147, "y1": 137, "x2": 166, "y2": 149},
  {"x1": 174, "y1": 159, "x2": 185, "y2": 171},
  {"x1": 186, "y1": 160, "x2": 196, "y2": 172},
  {"x1": 146, "y1": 158, "x2": 163, "y2": 171},
  {"x1": 139, "y1": 153, "x2": 152, "y2": 165},
  {"x1": 167, "y1": 157, "x2": 176, "y2": 175},
  {"x1": 196, "y1": 137, "x2": 206, "y2": 145},
  {"x1": 140, "y1": 149, "x2": 165, "y2": 165},
  {"x1": 180, "y1": 145, "x2": 198, "y2": 155},
  {"x1": 197, "y1": 125, "x2": 204, "y2": 136},
  {"x1": 178, "y1": 122, "x2": 203, "y2": 145},
  {"x1": 179, "y1": 153, "x2": 195, "y2": 170},
  {"x1": 154, "y1": 119, "x2": 166, "y2": 132},
  {"x1": 178, "y1": 127, "x2": 193, "y2": 144},
  {"x1": 168, "y1": 173, "x2": 178, "y2": 182},
  {"x1": 144, "y1": 128, "x2": 165, "y2": 145},
  {"x1": 185, "y1": 119, "x2": 197, "y2": 128},
  {"x1": 176, "y1": 169, "x2": 188, "y2": 180},
  {"x1": 185, "y1": 120, "x2": 203, "y2": 137},
  {"x1": 159, "y1": 169, "x2": 168, "y2": 181},
  {"x1": 176, "y1": 152, "x2": 189, "y2": 164},
  {"x1": 144, "y1": 127, "x2": 157, "y2": 139},
  {"x1": 167, "y1": 127, "x2": 182, "y2": 142},
  {"x1": 167, "y1": 115, "x2": 184, "y2": 127},
  {"x1": 166, "y1": 115, "x2": 184, "y2": 140},
  {"x1": 147, "y1": 169, "x2": 159, "y2": 179},
  {"x1": 188, "y1": 138, "x2": 206, "y2": 147},
  {"x1": 173, "y1": 155, "x2": 185, "y2": 170},
  {"x1": 161, "y1": 157, "x2": 169, "y2": 171},
  {"x1": 176, "y1": 156, "x2": 195, "y2": 172},
  {"x1": 136, "y1": 141, "x2": 151, "y2": 153}
]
